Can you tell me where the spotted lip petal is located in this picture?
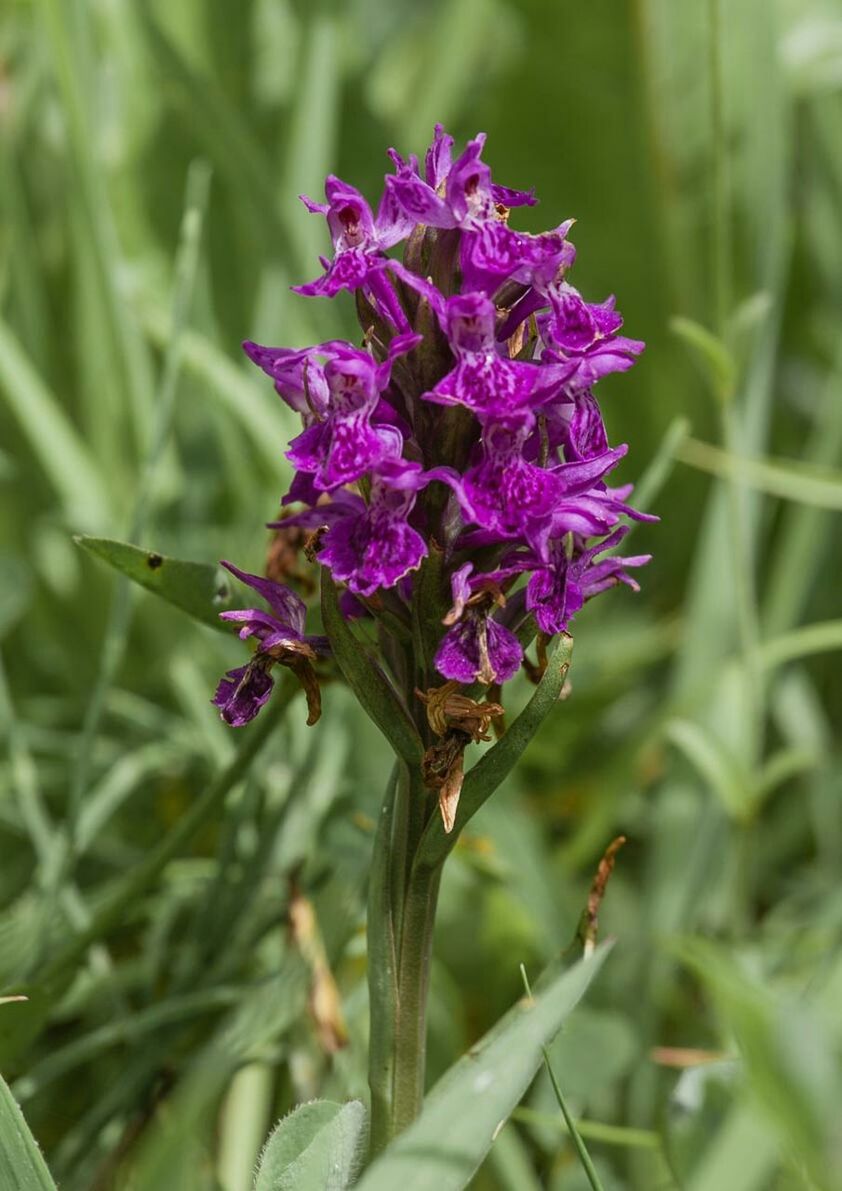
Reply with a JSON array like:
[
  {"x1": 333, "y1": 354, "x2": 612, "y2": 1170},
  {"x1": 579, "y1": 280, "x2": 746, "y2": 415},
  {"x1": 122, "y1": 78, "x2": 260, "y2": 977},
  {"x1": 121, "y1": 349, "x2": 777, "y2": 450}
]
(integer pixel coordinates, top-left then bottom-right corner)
[{"x1": 434, "y1": 614, "x2": 523, "y2": 685}]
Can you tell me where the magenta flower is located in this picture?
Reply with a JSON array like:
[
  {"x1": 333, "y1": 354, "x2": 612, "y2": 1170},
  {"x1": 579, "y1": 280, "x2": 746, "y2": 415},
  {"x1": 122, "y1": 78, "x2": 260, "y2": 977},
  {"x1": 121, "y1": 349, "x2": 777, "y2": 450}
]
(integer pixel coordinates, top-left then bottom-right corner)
[
  {"x1": 213, "y1": 563, "x2": 327, "y2": 726},
  {"x1": 219, "y1": 122, "x2": 653, "y2": 723},
  {"x1": 293, "y1": 174, "x2": 415, "y2": 326},
  {"x1": 434, "y1": 613, "x2": 522, "y2": 686},
  {"x1": 422, "y1": 294, "x2": 558, "y2": 418},
  {"x1": 385, "y1": 129, "x2": 535, "y2": 232},
  {"x1": 285, "y1": 333, "x2": 418, "y2": 491},
  {"x1": 526, "y1": 528, "x2": 652, "y2": 636},
  {"x1": 318, "y1": 459, "x2": 430, "y2": 597}
]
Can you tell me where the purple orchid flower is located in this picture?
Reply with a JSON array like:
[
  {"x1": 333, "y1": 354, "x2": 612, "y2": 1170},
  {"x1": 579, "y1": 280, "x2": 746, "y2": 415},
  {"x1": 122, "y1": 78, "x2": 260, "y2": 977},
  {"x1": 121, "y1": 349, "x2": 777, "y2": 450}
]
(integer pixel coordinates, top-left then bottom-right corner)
[
  {"x1": 293, "y1": 174, "x2": 415, "y2": 326},
  {"x1": 241, "y1": 340, "x2": 332, "y2": 422},
  {"x1": 434, "y1": 613, "x2": 522, "y2": 686},
  {"x1": 526, "y1": 528, "x2": 652, "y2": 635},
  {"x1": 461, "y1": 219, "x2": 576, "y2": 297},
  {"x1": 283, "y1": 331, "x2": 419, "y2": 488},
  {"x1": 536, "y1": 285, "x2": 645, "y2": 390},
  {"x1": 318, "y1": 459, "x2": 430, "y2": 597},
  {"x1": 433, "y1": 565, "x2": 523, "y2": 685},
  {"x1": 433, "y1": 413, "x2": 628, "y2": 552},
  {"x1": 422, "y1": 293, "x2": 567, "y2": 418},
  {"x1": 386, "y1": 128, "x2": 535, "y2": 231},
  {"x1": 213, "y1": 562, "x2": 327, "y2": 727},
  {"x1": 224, "y1": 123, "x2": 654, "y2": 738}
]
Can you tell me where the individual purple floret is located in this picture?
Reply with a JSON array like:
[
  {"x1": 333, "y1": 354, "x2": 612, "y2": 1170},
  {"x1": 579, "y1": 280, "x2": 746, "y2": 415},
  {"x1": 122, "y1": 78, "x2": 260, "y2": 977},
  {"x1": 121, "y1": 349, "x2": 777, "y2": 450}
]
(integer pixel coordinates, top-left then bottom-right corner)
[
  {"x1": 433, "y1": 415, "x2": 629, "y2": 553},
  {"x1": 213, "y1": 562, "x2": 326, "y2": 726},
  {"x1": 318, "y1": 459, "x2": 429, "y2": 597},
  {"x1": 385, "y1": 129, "x2": 535, "y2": 232},
  {"x1": 213, "y1": 663, "x2": 275, "y2": 728},
  {"x1": 525, "y1": 528, "x2": 652, "y2": 635},
  {"x1": 294, "y1": 175, "x2": 415, "y2": 327},
  {"x1": 433, "y1": 564, "x2": 523, "y2": 685},
  {"x1": 434, "y1": 613, "x2": 522, "y2": 686},
  {"x1": 219, "y1": 122, "x2": 655, "y2": 751},
  {"x1": 422, "y1": 293, "x2": 572, "y2": 418}
]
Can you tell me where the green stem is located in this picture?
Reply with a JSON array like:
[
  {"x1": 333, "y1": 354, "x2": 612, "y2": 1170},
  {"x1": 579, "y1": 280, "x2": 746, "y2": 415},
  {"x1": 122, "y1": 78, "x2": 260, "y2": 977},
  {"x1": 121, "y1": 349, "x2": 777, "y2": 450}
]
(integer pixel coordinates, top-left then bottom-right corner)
[
  {"x1": 391, "y1": 858, "x2": 441, "y2": 1135},
  {"x1": 367, "y1": 766, "x2": 400, "y2": 1156},
  {"x1": 367, "y1": 760, "x2": 440, "y2": 1151}
]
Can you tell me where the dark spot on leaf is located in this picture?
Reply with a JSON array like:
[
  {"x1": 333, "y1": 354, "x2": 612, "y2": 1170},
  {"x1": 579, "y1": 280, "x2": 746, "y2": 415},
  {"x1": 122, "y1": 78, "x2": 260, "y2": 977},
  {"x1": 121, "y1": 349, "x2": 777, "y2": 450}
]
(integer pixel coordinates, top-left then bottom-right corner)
[
  {"x1": 147, "y1": 553, "x2": 164, "y2": 569},
  {"x1": 213, "y1": 578, "x2": 232, "y2": 606}
]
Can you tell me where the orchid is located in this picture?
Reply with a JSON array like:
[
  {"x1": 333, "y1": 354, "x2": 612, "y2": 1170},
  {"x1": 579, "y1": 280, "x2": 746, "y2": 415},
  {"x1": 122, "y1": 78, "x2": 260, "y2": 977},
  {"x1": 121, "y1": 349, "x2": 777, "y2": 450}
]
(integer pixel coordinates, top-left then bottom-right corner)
[{"x1": 213, "y1": 124, "x2": 655, "y2": 1150}]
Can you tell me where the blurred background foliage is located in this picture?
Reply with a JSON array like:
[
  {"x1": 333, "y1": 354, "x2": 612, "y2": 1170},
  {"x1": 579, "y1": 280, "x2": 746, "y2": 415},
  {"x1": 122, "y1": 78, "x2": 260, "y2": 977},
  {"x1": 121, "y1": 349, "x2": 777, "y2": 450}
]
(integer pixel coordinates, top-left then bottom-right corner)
[{"x1": 1, "y1": 0, "x2": 842, "y2": 1187}]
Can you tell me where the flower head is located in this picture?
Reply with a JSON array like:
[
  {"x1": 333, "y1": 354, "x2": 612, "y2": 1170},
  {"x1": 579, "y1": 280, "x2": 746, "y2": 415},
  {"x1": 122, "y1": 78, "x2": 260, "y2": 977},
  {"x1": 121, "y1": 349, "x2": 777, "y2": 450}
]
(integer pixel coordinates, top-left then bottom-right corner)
[{"x1": 220, "y1": 123, "x2": 654, "y2": 765}]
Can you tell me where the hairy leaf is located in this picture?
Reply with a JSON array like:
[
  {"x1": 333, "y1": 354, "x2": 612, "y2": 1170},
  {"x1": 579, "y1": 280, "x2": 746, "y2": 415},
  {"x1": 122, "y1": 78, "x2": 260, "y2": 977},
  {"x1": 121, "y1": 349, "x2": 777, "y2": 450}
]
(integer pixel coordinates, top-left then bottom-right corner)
[{"x1": 255, "y1": 1100, "x2": 366, "y2": 1191}]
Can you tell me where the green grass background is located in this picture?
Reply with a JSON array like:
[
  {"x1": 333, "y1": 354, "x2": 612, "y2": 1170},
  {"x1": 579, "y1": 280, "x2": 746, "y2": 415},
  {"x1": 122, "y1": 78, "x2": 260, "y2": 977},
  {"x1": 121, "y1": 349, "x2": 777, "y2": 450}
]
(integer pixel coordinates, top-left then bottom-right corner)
[{"x1": 1, "y1": 0, "x2": 842, "y2": 1187}]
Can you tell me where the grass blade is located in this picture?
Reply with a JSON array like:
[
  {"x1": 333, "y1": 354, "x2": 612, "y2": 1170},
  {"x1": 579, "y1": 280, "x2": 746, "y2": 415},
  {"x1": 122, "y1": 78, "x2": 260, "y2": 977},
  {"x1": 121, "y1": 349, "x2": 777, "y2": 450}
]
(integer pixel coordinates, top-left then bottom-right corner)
[
  {"x1": 0, "y1": 318, "x2": 108, "y2": 527},
  {"x1": 676, "y1": 436, "x2": 842, "y2": 510},
  {"x1": 355, "y1": 945, "x2": 612, "y2": 1191},
  {"x1": 0, "y1": 1072, "x2": 56, "y2": 1191},
  {"x1": 75, "y1": 537, "x2": 237, "y2": 631},
  {"x1": 519, "y1": 964, "x2": 605, "y2": 1191}
]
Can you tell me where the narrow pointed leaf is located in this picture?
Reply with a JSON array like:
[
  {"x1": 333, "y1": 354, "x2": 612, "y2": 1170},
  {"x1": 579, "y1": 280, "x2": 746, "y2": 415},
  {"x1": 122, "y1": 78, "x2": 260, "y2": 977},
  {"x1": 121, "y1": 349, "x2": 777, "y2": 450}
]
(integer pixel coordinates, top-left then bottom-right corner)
[
  {"x1": 320, "y1": 571, "x2": 423, "y2": 765},
  {"x1": 354, "y1": 946, "x2": 611, "y2": 1191},
  {"x1": 0, "y1": 317, "x2": 108, "y2": 526},
  {"x1": 0, "y1": 1072, "x2": 57, "y2": 1190},
  {"x1": 665, "y1": 719, "x2": 754, "y2": 822},
  {"x1": 75, "y1": 536, "x2": 236, "y2": 630},
  {"x1": 255, "y1": 1099, "x2": 366, "y2": 1191},
  {"x1": 670, "y1": 317, "x2": 736, "y2": 403},
  {"x1": 677, "y1": 437, "x2": 842, "y2": 510}
]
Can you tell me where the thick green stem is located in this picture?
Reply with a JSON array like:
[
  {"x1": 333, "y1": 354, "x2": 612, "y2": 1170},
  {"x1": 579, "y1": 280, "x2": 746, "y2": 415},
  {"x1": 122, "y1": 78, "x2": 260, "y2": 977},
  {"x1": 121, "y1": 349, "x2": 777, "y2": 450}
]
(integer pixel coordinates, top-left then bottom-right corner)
[
  {"x1": 367, "y1": 760, "x2": 439, "y2": 1153},
  {"x1": 391, "y1": 859, "x2": 441, "y2": 1134},
  {"x1": 366, "y1": 766, "x2": 400, "y2": 1156}
]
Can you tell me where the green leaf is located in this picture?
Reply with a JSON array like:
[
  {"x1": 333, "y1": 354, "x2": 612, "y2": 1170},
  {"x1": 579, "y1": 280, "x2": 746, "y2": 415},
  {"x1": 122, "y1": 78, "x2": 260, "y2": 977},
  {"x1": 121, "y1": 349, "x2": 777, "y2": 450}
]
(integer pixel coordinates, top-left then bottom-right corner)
[
  {"x1": 354, "y1": 945, "x2": 611, "y2": 1191},
  {"x1": 75, "y1": 536, "x2": 236, "y2": 630},
  {"x1": 0, "y1": 317, "x2": 108, "y2": 527},
  {"x1": 670, "y1": 317, "x2": 736, "y2": 403},
  {"x1": 686, "y1": 1103, "x2": 778, "y2": 1191},
  {"x1": 665, "y1": 719, "x2": 754, "y2": 823},
  {"x1": 0, "y1": 1071, "x2": 56, "y2": 1190},
  {"x1": 320, "y1": 570, "x2": 423, "y2": 765},
  {"x1": 416, "y1": 634, "x2": 573, "y2": 870},
  {"x1": 757, "y1": 619, "x2": 842, "y2": 672},
  {"x1": 254, "y1": 1100, "x2": 366, "y2": 1191},
  {"x1": 676, "y1": 437, "x2": 842, "y2": 510},
  {"x1": 672, "y1": 938, "x2": 838, "y2": 1188}
]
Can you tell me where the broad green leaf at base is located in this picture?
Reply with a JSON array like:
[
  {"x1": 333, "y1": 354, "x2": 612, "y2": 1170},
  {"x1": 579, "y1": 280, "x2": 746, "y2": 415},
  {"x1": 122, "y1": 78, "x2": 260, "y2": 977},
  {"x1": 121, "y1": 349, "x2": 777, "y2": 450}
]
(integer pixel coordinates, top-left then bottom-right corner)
[{"x1": 254, "y1": 1099, "x2": 366, "y2": 1191}]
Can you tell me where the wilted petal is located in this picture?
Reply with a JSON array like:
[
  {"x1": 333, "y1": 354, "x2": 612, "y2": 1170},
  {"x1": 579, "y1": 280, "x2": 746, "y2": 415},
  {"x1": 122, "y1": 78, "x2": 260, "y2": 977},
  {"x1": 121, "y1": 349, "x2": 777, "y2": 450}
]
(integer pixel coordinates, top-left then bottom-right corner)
[{"x1": 213, "y1": 663, "x2": 274, "y2": 727}]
